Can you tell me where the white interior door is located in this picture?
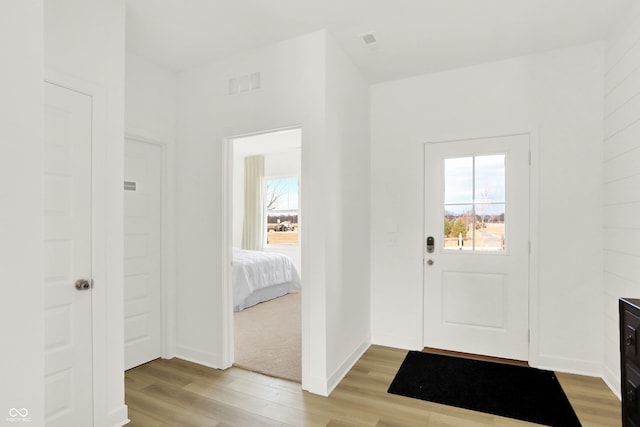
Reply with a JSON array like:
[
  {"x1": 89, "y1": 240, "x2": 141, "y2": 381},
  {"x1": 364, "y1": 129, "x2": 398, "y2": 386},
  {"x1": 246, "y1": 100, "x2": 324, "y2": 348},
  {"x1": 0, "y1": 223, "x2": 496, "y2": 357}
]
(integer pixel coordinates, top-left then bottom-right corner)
[
  {"x1": 44, "y1": 82, "x2": 93, "y2": 426},
  {"x1": 423, "y1": 134, "x2": 530, "y2": 361},
  {"x1": 124, "y1": 138, "x2": 162, "y2": 370}
]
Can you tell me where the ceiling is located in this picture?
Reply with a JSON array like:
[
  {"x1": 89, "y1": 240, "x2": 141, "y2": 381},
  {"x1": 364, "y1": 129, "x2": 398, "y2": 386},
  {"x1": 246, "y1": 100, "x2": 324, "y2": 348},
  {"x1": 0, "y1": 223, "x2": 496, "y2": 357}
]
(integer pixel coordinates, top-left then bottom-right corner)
[{"x1": 126, "y1": 0, "x2": 635, "y2": 83}]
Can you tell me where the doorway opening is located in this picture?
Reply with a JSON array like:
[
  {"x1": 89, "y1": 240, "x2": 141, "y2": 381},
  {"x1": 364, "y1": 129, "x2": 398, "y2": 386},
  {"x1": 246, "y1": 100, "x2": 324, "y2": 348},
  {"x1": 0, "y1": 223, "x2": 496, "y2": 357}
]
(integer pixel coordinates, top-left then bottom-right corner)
[{"x1": 229, "y1": 127, "x2": 302, "y2": 383}]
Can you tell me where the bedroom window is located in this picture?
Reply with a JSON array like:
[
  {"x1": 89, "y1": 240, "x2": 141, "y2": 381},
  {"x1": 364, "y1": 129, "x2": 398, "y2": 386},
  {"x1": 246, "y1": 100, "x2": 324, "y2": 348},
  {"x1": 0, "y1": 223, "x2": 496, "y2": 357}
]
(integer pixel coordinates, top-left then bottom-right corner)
[{"x1": 265, "y1": 176, "x2": 299, "y2": 245}]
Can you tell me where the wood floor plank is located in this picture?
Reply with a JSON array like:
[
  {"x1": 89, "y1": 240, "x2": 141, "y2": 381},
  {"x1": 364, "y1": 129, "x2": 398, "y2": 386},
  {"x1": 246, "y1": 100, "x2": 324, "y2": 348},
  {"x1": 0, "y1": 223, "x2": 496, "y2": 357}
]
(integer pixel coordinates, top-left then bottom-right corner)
[
  {"x1": 556, "y1": 372, "x2": 621, "y2": 427},
  {"x1": 184, "y1": 380, "x2": 329, "y2": 426},
  {"x1": 126, "y1": 387, "x2": 221, "y2": 427},
  {"x1": 125, "y1": 406, "x2": 171, "y2": 427},
  {"x1": 125, "y1": 345, "x2": 621, "y2": 426}
]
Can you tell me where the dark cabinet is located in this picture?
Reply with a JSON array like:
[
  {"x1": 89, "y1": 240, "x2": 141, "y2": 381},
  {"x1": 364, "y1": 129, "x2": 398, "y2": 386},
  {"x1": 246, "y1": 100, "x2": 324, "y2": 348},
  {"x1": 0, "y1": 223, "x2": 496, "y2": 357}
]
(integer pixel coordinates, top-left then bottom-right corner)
[{"x1": 620, "y1": 298, "x2": 640, "y2": 426}]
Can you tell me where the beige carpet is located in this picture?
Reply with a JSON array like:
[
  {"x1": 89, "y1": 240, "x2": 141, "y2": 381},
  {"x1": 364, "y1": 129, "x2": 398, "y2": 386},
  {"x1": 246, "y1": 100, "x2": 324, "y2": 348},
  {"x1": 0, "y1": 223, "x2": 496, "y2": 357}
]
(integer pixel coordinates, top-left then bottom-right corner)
[{"x1": 233, "y1": 291, "x2": 301, "y2": 382}]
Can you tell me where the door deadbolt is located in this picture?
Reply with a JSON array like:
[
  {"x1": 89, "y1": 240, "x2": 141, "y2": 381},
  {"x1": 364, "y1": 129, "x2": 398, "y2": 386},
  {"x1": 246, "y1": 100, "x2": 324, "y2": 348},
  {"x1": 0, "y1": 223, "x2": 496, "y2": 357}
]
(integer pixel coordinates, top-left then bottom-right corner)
[
  {"x1": 75, "y1": 279, "x2": 91, "y2": 290},
  {"x1": 426, "y1": 236, "x2": 435, "y2": 253}
]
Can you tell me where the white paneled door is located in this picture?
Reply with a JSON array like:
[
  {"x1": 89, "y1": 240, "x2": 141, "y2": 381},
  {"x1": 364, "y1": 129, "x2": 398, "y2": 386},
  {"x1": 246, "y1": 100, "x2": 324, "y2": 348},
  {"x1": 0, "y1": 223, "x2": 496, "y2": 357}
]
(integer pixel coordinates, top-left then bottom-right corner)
[
  {"x1": 423, "y1": 134, "x2": 530, "y2": 361},
  {"x1": 124, "y1": 139, "x2": 162, "y2": 370},
  {"x1": 44, "y1": 82, "x2": 93, "y2": 426}
]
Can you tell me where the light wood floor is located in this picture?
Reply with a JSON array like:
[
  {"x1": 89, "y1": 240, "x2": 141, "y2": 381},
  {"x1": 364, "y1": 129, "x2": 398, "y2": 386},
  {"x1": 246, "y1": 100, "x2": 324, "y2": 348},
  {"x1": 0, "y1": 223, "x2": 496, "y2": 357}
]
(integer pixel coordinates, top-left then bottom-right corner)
[{"x1": 125, "y1": 345, "x2": 621, "y2": 426}]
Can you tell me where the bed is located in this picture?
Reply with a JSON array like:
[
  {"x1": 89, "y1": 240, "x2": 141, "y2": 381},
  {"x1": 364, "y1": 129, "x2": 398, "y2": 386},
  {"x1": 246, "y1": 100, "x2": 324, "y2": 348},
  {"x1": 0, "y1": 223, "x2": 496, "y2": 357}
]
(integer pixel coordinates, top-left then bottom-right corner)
[{"x1": 232, "y1": 248, "x2": 301, "y2": 312}]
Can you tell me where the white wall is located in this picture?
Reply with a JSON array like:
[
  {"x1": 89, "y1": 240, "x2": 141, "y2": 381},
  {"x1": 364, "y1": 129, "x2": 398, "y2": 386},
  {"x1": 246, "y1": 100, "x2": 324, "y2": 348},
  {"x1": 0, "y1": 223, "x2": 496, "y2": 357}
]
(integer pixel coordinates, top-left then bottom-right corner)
[
  {"x1": 176, "y1": 30, "x2": 370, "y2": 395},
  {"x1": 0, "y1": 1, "x2": 44, "y2": 424},
  {"x1": 602, "y1": 3, "x2": 640, "y2": 397},
  {"x1": 370, "y1": 43, "x2": 605, "y2": 376},
  {"x1": 176, "y1": 30, "x2": 329, "y2": 392},
  {"x1": 126, "y1": 52, "x2": 178, "y2": 142},
  {"x1": 265, "y1": 149, "x2": 301, "y2": 175},
  {"x1": 324, "y1": 34, "x2": 371, "y2": 390},
  {"x1": 44, "y1": 1, "x2": 128, "y2": 425}
]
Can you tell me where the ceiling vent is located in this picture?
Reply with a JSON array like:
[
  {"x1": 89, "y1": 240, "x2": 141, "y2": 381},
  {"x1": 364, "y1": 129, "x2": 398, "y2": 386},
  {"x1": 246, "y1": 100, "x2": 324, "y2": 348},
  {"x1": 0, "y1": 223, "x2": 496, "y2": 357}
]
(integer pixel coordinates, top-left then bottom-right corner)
[
  {"x1": 361, "y1": 32, "x2": 377, "y2": 45},
  {"x1": 228, "y1": 72, "x2": 261, "y2": 96}
]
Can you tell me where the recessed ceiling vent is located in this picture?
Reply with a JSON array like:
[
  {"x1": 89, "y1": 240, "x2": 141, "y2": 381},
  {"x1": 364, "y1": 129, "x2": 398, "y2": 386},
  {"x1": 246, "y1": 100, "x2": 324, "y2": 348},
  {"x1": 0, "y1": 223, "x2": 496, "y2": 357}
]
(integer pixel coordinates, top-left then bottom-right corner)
[
  {"x1": 228, "y1": 72, "x2": 261, "y2": 96},
  {"x1": 361, "y1": 32, "x2": 377, "y2": 45}
]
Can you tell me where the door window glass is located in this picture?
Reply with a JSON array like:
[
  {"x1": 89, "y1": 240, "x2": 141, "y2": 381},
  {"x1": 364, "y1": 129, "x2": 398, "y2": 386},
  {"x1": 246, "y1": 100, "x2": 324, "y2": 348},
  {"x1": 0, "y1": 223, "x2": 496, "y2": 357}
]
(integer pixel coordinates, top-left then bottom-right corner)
[{"x1": 443, "y1": 154, "x2": 506, "y2": 251}]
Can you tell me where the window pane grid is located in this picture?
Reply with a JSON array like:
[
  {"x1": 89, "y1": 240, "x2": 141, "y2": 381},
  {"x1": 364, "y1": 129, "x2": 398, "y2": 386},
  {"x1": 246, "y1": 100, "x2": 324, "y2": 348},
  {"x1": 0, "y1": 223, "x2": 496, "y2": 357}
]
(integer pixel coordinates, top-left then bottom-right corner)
[
  {"x1": 443, "y1": 154, "x2": 505, "y2": 252},
  {"x1": 265, "y1": 176, "x2": 299, "y2": 246}
]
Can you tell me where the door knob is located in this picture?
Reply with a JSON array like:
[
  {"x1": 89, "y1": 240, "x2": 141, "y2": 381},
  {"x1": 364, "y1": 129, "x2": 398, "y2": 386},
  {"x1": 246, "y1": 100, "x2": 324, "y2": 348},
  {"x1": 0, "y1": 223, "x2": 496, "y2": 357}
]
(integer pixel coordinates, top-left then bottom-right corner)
[
  {"x1": 427, "y1": 259, "x2": 434, "y2": 266},
  {"x1": 75, "y1": 279, "x2": 91, "y2": 290}
]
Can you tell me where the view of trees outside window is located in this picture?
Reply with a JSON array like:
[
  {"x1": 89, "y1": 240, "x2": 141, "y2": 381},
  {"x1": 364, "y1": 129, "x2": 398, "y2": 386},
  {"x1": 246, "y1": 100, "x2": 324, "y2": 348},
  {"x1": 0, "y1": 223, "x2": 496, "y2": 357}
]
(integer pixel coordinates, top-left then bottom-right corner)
[
  {"x1": 443, "y1": 154, "x2": 506, "y2": 251},
  {"x1": 265, "y1": 176, "x2": 299, "y2": 245}
]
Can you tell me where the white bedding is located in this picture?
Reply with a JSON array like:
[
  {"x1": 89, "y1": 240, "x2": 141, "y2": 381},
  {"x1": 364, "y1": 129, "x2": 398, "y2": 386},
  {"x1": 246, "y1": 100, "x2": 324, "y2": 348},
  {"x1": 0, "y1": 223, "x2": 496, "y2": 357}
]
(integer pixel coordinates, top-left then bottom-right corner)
[{"x1": 232, "y1": 248, "x2": 301, "y2": 311}]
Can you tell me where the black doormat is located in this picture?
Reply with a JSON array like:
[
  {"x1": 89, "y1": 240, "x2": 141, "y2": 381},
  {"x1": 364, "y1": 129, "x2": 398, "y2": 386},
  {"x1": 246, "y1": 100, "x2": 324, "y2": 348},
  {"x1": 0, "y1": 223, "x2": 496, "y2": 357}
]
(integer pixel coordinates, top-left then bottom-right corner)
[{"x1": 388, "y1": 351, "x2": 581, "y2": 426}]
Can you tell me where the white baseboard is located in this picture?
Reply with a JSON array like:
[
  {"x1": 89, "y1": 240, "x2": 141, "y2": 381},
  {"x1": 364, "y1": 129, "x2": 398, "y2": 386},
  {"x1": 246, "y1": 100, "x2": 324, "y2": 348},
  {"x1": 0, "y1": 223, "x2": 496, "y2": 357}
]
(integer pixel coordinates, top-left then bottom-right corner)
[
  {"x1": 106, "y1": 404, "x2": 129, "y2": 427},
  {"x1": 176, "y1": 345, "x2": 220, "y2": 368},
  {"x1": 304, "y1": 375, "x2": 329, "y2": 397},
  {"x1": 603, "y1": 365, "x2": 622, "y2": 400},
  {"x1": 326, "y1": 337, "x2": 371, "y2": 396},
  {"x1": 536, "y1": 354, "x2": 601, "y2": 377}
]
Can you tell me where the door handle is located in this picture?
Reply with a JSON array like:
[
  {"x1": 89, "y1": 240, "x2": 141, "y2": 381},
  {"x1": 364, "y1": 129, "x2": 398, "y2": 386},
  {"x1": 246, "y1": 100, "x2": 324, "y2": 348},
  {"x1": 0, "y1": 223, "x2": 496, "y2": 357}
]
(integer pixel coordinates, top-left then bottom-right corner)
[
  {"x1": 426, "y1": 259, "x2": 434, "y2": 266},
  {"x1": 75, "y1": 279, "x2": 92, "y2": 290}
]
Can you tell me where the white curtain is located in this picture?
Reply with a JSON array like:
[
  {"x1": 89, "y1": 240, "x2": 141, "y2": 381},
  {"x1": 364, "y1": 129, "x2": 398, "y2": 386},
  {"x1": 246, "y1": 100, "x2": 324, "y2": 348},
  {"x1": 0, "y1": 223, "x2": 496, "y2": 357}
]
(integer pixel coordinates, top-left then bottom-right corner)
[{"x1": 242, "y1": 155, "x2": 265, "y2": 250}]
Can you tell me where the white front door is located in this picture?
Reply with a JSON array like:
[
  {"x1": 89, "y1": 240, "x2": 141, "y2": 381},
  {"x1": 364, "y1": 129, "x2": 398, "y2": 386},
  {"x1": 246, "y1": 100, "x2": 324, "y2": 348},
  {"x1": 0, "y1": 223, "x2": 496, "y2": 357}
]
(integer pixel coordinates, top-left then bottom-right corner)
[
  {"x1": 124, "y1": 138, "x2": 162, "y2": 370},
  {"x1": 423, "y1": 134, "x2": 530, "y2": 361},
  {"x1": 43, "y1": 82, "x2": 93, "y2": 426}
]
